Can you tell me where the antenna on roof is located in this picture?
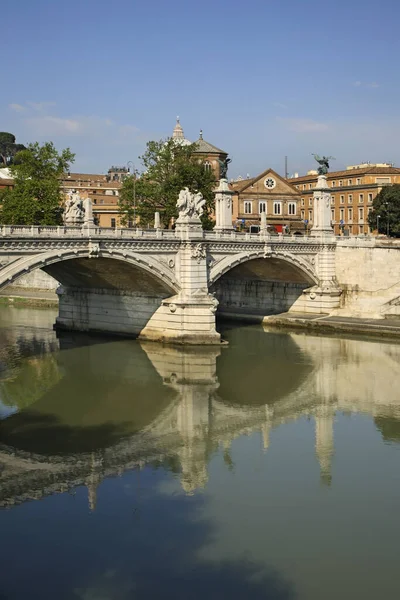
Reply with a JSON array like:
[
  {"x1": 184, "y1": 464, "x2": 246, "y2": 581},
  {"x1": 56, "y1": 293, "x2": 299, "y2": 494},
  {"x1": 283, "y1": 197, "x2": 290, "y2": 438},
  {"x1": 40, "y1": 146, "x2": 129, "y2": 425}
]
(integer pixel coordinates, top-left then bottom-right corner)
[{"x1": 285, "y1": 156, "x2": 288, "y2": 179}]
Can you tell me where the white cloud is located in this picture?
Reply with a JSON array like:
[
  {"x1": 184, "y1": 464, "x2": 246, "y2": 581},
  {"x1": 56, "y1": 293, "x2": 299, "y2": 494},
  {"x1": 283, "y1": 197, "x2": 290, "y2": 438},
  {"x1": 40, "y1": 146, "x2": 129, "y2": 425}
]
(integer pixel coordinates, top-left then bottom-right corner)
[
  {"x1": 272, "y1": 102, "x2": 288, "y2": 110},
  {"x1": 118, "y1": 124, "x2": 140, "y2": 137},
  {"x1": 352, "y1": 81, "x2": 380, "y2": 89},
  {"x1": 27, "y1": 101, "x2": 56, "y2": 112},
  {"x1": 24, "y1": 115, "x2": 115, "y2": 137},
  {"x1": 9, "y1": 103, "x2": 26, "y2": 113},
  {"x1": 276, "y1": 117, "x2": 329, "y2": 133}
]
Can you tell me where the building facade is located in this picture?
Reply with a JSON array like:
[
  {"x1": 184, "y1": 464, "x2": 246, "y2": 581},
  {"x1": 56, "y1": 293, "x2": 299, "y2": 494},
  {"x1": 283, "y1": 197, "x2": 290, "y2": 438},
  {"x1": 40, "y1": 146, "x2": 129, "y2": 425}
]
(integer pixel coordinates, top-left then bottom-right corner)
[
  {"x1": 288, "y1": 164, "x2": 400, "y2": 235},
  {"x1": 231, "y1": 168, "x2": 304, "y2": 233}
]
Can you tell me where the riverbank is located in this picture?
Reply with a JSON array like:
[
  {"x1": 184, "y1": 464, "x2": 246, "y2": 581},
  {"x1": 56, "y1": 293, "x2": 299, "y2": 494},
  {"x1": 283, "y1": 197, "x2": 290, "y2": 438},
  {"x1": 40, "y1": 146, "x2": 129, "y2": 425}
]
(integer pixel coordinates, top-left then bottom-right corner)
[
  {"x1": 0, "y1": 288, "x2": 58, "y2": 308},
  {"x1": 262, "y1": 312, "x2": 400, "y2": 340}
]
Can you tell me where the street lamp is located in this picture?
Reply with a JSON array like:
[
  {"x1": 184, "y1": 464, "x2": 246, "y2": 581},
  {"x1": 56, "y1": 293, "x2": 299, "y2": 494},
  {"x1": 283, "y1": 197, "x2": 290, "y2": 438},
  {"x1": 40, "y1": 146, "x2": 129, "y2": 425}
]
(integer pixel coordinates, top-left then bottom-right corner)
[
  {"x1": 127, "y1": 161, "x2": 136, "y2": 228},
  {"x1": 376, "y1": 214, "x2": 381, "y2": 233}
]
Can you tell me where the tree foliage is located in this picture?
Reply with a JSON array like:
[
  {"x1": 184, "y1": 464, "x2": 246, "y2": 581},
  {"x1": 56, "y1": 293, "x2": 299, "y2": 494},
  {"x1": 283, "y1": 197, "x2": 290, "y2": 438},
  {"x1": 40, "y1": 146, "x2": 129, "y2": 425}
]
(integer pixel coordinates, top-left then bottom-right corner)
[
  {"x1": 118, "y1": 139, "x2": 217, "y2": 229},
  {"x1": 368, "y1": 184, "x2": 400, "y2": 237},
  {"x1": 0, "y1": 142, "x2": 75, "y2": 225},
  {"x1": 0, "y1": 132, "x2": 26, "y2": 167}
]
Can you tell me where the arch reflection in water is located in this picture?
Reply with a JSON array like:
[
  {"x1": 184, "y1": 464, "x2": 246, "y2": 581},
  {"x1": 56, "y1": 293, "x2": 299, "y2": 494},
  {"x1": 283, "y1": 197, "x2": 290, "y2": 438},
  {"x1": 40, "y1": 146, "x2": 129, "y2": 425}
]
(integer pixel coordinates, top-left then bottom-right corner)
[{"x1": 1, "y1": 324, "x2": 400, "y2": 509}]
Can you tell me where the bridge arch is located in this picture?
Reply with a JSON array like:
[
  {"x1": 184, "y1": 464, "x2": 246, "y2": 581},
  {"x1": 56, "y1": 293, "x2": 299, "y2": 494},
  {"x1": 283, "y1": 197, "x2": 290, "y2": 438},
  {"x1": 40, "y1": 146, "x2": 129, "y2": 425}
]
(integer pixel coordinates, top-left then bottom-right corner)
[
  {"x1": 209, "y1": 250, "x2": 318, "y2": 287},
  {"x1": 0, "y1": 247, "x2": 180, "y2": 294}
]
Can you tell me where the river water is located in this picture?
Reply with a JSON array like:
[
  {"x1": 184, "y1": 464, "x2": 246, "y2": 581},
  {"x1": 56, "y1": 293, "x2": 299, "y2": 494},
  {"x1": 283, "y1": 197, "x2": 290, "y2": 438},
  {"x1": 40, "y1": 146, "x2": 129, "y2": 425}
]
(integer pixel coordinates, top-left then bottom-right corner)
[{"x1": 0, "y1": 306, "x2": 399, "y2": 600}]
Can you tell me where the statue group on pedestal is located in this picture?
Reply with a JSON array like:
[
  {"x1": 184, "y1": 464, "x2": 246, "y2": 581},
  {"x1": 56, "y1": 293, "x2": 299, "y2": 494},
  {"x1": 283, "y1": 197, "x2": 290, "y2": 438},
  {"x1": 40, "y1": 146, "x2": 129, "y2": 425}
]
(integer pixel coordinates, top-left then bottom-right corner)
[
  {"x1": 64, "y1": 190, "x2": 92, "y2": 225},
  {"x1": 176, "y1": 188, "x2": 205, "y2": 220}
]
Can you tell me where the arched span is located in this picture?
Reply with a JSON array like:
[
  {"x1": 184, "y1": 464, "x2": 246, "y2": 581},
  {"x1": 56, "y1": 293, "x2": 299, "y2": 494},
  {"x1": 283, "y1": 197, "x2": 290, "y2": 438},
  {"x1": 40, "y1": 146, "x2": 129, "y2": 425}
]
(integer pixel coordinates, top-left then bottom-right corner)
[
  {"x1": 209, "y1": 250, "x2": 318, "y2": 287},
  {"x1": 0, "y1": 247, "x2": 180, "y2": 294}
]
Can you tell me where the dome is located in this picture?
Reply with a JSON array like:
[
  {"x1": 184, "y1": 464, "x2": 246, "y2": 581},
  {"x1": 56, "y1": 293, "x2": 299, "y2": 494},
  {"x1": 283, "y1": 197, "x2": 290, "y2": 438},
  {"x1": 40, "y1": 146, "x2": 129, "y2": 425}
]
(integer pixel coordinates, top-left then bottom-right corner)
[{"x1": 171, "y1": 116, "x2": 191, "y2": 146}]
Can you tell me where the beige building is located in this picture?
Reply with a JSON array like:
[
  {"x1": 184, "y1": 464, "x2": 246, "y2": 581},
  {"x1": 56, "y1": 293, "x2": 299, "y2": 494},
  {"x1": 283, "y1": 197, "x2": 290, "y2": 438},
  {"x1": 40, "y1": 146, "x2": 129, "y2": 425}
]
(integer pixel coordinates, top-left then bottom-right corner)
[
  {"x1": 288, "y1": 163, "x2": 400, "y2": 235},
  {"x1": 231, "y1": 168, "x2": 304, "y2": 233}
]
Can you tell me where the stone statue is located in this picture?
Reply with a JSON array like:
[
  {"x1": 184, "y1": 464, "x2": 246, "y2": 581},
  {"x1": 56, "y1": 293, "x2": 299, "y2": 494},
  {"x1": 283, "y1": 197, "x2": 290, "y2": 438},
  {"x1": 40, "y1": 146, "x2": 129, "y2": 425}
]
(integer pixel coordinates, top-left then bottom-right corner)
[
  {"x1": 176, "y1": 188, "x2": 205, "y2": 220},
  {"x1": 64, "y1": 190, "x2": 85, "y2": 224},
  {"x1": 312, "y1": 154, "x2": 335, "y2": 176},
  {"x1": 218, "y1": 157, "x2": 232, "y2": 180}
]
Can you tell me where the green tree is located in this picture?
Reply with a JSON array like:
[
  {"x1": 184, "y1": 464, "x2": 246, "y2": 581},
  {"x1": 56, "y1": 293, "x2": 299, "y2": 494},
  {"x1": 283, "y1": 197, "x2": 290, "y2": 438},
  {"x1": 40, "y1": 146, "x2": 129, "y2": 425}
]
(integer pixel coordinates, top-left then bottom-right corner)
[
  {"x1": 368, "y1": 184, "x2": 400, "y2": 237},
  {"x1": 119, "y1": 139, "x2": 217, "y2": 229},
  {"x1": 0, "y1": 132, "x2": 26, "y2": 167},
  {"x1": 0, "y1": 142, "x2": 75, "y2": 225}
]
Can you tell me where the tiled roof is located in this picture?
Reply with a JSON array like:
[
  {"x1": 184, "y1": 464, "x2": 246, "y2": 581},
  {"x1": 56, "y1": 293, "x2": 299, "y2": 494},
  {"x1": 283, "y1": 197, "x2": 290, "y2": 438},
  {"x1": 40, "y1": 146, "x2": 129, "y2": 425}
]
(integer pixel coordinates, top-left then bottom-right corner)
[
  {"x1": 193, "y1": 137, "x2": 227, "y2": 155},
  {"x1": 288, "y1": 166, "x2": 400, "y2": 183}
]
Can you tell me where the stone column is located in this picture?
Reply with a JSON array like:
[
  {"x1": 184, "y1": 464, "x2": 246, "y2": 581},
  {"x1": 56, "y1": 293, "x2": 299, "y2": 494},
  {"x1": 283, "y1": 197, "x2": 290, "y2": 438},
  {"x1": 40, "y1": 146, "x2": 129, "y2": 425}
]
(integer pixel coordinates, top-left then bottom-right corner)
[
  {"x1": 214, "y1": 179, "x2": 234, "y2": 232},
  {"x1": 310, "y1": 175, "x2": 335, "y2": 239},
  {"x1": 301, "y1": 174, "x2": 342, "y2": 313}
]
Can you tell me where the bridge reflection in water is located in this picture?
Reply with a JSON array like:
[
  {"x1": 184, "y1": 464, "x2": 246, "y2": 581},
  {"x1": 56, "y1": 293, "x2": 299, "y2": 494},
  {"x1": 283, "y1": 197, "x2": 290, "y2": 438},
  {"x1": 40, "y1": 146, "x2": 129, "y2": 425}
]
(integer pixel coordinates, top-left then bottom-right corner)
[{"x1": 1, "y1": 316, "x2": 400, "y2": 510}]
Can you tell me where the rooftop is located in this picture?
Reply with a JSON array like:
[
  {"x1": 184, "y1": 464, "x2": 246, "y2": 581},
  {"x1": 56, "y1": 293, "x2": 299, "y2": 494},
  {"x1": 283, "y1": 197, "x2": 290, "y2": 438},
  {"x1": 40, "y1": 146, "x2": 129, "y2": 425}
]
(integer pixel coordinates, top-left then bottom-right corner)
[
  {"x1": 193, "y1": 130, "x2": 227, "y2": 155},
  {"x1": 289, "y1": 165, "x2": 400, "y2": 182}
]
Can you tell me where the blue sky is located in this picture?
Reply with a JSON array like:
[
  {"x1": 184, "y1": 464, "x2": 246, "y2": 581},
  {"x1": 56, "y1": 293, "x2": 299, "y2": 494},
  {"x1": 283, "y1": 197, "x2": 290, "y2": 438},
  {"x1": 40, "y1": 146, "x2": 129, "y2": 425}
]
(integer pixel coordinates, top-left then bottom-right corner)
[{"x1": 2, "y1": 0, "x2": 399, "y2": 178}]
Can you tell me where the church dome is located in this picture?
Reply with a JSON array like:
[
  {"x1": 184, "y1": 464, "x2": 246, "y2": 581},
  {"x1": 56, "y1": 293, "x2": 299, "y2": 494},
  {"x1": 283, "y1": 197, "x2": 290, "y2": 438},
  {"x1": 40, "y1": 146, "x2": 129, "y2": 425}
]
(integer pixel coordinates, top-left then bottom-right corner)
[{"x1": 171, "y1": 117, "x2": 191, "y2": 146}]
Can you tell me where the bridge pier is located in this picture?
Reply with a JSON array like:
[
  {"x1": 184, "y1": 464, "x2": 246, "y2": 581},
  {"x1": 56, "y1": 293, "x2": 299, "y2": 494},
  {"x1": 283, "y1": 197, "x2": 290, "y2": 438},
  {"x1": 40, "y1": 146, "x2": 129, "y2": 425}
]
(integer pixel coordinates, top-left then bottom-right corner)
[{"x1": 138, "y1": 215, "x2": 220, "y2": 345}]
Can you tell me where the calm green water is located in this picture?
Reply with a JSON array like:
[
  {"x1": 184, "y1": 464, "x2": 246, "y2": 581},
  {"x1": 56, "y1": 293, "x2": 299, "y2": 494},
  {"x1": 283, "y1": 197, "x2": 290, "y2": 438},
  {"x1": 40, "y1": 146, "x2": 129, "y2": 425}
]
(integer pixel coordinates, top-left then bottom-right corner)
[{"x1": 1, "y1": 307, "x2": 400, "y2": 600}]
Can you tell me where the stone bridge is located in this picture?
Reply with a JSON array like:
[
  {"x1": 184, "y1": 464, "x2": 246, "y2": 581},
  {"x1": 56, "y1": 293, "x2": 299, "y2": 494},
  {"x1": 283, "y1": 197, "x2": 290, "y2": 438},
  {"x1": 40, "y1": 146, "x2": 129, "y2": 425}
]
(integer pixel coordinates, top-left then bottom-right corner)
[
  {"x1": 0, "y1": 221, "x2": 343, "y2": 343},
  {"x1": 0, "y1": 217, "x2": 399, "y2": 342}
]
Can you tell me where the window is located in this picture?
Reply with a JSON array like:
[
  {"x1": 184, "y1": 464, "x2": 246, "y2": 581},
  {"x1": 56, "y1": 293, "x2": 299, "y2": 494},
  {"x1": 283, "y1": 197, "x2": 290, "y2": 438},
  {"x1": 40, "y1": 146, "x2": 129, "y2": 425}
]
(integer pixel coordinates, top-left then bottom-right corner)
[
  {"x1": 301, "y1": 209, "x2": 305, "y2": 219},
  {"x1": 244, "y1": 201, "x2": 252, "y2": 214},
  {"x1": 204, "y1": 161, "x2": 212, "y2": 172},
  {"x1": 331, "y1": 181, "x2": 336, "y2": 187},
  {"x1": 309, "y1": 183, "x2": 312, "y2": 189},
  {"x1": 359, "y1": 225, "x2": 364, "y2": 233},
  {"x1": 331, "y1": 209, "x2": 335, "y2": 222},
  {"x1": 356, "y1": 178, "x2": 361, "y2": 185},
  {"x1": 368, "y1": 206, "x2": 373, "y2": 215},
  {"x1": 348, "y1": 207, "x2": 353, "y2": 221},
  {"x1": 259, "y1": 201, "x2": 266, "y2": 214},
  {"x1": 368, "y1": 193, "x2": 373, "y2": 203},
  {"x1": 376, "y1": 177, "x2": 391, "y2": 184},
  {"x1": 339, "y1": 180, "x2": 343, "y2": 187},
  {"x1": 340, "y1": 195, "x2": 345, "y2": 204},
  {"x1": 359, "y1": 194, "x2": 364, "y2": 204},
  {"x1": 348, "y1": 194, "x2": 353, "y2": 204},
  {"x1": 331, "y1": 196, "x2": 335, "y2": 205},
  {"x1": 348, "y1": 179, "x2": 353, "y2": 186},
  {"x1": 111, "y1": 218, "x2": 116, "y2": 228},
  {"x1": 288, "y1": 202, "x2": 296, "y2": 215},
  {"x1": 301, "y1": 198, "x2": 305, "y2": 206},
  {"x1": 340, "y1": 208, "x2": 344, "y2": 221},
  {"x1": 359, "y1": 207, "x2": 364, "y2": 221},
  {"x1": 303, "y1": 184, "x2": 306, "y2": 190},
  {"x1": 273, "y1": 202, "x2": 282, "y2": 215},
  {"x1": 309, "y1": 198, "x2": 313, "y2": 206},
  {"x1": 308, "y1": 209, "x2": 313, "y2": 221}
]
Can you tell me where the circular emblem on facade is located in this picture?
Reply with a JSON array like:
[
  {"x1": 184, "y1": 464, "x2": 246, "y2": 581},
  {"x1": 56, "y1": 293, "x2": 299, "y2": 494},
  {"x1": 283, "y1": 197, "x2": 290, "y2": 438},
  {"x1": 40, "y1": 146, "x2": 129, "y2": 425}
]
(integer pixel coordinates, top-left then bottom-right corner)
[{"x1": 264, "y1": 177, "x2": 276, "y2": 189}]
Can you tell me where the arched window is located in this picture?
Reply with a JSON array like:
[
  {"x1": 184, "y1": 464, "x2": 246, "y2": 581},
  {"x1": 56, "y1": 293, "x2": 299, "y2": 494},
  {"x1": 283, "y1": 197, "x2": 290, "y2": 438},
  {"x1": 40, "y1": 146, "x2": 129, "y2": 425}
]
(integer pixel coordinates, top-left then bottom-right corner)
[
  {"x1": 288, "y1": 202, "x2": 296, "y2": 215},
  {"x1": 204, "y1": 161, "x2": 212, "y2": 172},
  {"x1": 259, "y1": 201, "x2": 266, "y2": 214},
  {"x1": 273, "y1": 202, "x2": 282, "y2": 215},
  {"x1": 244, "y1": 201, "x2": 252, "y2": 214}
]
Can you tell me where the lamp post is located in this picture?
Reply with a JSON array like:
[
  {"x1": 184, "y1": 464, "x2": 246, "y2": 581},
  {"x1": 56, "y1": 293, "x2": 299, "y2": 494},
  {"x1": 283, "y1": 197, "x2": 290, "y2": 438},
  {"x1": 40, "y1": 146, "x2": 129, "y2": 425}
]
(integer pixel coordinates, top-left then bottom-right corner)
[
  {"x1": 376, "y1": 214, "x2": 381, "y2": 233},
  {"x1": 127, "y1": 161, "x2": 136, "y2": 228}
]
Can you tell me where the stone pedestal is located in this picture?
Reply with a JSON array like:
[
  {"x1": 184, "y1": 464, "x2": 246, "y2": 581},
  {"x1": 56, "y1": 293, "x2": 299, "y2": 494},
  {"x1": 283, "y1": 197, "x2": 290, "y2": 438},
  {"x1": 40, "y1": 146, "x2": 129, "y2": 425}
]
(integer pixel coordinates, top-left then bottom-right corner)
[
  {"x1": 214, "y1": 178, "x2": 233, "y2": 232},
  {"x1": 139, "y1": 217, "x2": 221, "y2": 345},
  {"x1": 310, "y1": 175, "x2": 335, "y2": 239}
]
